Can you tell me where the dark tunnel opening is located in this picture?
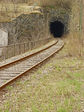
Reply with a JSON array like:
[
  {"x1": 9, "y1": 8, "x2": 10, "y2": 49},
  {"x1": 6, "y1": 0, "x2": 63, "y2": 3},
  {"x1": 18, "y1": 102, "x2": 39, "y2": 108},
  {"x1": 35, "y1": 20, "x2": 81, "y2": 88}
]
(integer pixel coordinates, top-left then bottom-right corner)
[{"x1": 49, "y1": 21, "x2": 64, "y2": 38}]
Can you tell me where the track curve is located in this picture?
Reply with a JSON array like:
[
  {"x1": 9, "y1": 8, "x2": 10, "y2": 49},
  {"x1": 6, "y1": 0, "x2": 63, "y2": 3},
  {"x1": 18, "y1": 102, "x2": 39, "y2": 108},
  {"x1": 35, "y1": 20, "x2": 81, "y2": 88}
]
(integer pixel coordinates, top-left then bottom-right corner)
[{"x1": 0, "y1": 39, "x2": 64, "y2": 90}]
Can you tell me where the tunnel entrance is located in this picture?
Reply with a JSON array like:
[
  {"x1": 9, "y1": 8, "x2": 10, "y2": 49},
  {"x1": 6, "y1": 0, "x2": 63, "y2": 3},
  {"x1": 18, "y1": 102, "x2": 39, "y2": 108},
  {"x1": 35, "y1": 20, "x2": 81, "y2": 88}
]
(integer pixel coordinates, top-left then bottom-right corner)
[{"x1": 49, "y1": 21, "x2": 64, "y2": 38}]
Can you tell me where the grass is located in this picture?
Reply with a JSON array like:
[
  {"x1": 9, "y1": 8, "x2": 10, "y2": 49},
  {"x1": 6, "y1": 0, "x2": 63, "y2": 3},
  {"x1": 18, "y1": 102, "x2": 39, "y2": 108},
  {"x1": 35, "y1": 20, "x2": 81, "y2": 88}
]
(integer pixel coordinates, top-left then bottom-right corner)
[
  {"x1": 0, "y1": 1, "x2": 83, "y2": 111},
  {"x1": 0, "y1": 42, "x2": 84, "y2": 112}
]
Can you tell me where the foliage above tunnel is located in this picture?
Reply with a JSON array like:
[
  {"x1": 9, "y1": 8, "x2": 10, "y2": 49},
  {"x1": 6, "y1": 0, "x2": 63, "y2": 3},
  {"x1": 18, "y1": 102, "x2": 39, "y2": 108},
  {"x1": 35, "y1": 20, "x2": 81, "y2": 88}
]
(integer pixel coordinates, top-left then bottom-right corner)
[
  {"x1": 38, "y1": 0, "x2": 80, "y2": 13},
  {"x1": 38, "y1": 0, "x2": 71, "y2": 8},
  {"x1": 39, "y1": 0, "x2": 72, "y2": 7}
]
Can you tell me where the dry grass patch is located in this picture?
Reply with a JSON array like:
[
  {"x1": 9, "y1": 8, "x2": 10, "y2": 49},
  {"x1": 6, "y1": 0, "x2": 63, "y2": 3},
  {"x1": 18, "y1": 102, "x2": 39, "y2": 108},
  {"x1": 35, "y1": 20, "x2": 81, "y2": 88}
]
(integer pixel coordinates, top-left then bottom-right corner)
[
  {"x1": 0, "y1": 50, "x2": 84, "y2": 112},
  {"x1": 0, "y1": 3, "x2": 41, "y2": 22},
  {"x1": 63, "y1": 32, "x2": 84, "y2": 57}
]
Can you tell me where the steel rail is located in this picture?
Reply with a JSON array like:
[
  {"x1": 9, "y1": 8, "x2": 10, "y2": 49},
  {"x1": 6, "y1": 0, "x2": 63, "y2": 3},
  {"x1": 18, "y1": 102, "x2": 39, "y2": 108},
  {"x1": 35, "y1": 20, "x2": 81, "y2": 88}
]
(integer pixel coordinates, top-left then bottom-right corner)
[
  {"x1": 0, "y1": 40, "x2": 64, "y2": 90},
  {"x1": 0, "y1": 40, "x2": 58, "y2": 69}
]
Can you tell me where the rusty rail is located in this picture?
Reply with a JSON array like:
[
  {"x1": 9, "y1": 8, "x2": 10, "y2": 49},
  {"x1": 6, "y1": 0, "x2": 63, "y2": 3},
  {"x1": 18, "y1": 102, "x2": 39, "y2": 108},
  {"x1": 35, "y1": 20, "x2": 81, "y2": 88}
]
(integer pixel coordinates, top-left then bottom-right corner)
[{"x1": 0, "y1": 40, "x2": 64, "y2": 90}]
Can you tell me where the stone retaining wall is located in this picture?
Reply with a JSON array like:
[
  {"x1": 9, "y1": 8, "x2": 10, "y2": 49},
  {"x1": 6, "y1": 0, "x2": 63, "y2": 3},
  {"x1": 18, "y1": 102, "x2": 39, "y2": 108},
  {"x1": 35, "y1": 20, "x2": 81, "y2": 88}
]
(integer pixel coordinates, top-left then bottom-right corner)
[{"x1": 0, "y1": 12, "x2": 46, "y2": 44}]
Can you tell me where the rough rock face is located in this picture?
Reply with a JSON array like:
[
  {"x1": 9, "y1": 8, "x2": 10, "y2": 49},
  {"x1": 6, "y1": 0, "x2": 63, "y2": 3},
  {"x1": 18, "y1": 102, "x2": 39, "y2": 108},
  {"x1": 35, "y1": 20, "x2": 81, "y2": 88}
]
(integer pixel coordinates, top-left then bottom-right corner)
[
  {"x1": 0, "y1": 13, "x2": 46, "y2": 44},
  {"x1": 0, "y1": 1, "x2": 80, "y2": 45},
  {"x1": 0, "y1": 7, "x2": 70, "y2": 44}
]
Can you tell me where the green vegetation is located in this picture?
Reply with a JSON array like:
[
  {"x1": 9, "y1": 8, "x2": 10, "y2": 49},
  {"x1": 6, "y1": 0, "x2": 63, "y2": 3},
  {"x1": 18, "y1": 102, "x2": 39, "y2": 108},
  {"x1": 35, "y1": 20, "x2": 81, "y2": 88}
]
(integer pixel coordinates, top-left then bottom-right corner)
[{"x1": 0, "y1": 47, "x2": 84, "y2": 112}]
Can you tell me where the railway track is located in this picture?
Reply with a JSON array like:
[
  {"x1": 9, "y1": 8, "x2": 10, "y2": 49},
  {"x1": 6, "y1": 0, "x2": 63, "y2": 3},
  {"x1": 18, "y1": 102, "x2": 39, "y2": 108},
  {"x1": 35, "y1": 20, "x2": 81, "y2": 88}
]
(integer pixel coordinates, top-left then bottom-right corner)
[{"x1": 0, "y1": 39, "x2": 64, "y2": 90}]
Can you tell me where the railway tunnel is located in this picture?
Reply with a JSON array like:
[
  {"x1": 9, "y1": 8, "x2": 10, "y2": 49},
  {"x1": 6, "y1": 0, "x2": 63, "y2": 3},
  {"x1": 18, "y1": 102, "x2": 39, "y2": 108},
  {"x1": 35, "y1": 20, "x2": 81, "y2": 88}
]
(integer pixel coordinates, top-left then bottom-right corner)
[
  {"x1": 49, "y1": 20, "x2": 64, "y2": 38},
  {"x1": 46, "y1": 7, "x2": 70, "y2": 38}
]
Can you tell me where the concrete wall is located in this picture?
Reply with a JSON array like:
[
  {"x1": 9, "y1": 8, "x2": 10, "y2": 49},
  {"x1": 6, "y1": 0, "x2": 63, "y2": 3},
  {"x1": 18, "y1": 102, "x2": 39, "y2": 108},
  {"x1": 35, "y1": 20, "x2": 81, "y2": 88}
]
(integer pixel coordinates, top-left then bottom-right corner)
[{"x1": 0, "y1": 29, "x2": 8, "y2": 56}]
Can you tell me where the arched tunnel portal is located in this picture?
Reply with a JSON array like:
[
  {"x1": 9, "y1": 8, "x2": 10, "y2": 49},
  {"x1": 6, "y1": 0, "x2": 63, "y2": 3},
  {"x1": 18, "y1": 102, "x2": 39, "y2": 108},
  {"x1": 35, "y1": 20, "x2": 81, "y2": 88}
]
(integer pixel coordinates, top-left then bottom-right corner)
[{"x1": 48, "y1": 10, "x2": 70, "y2": 38}]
